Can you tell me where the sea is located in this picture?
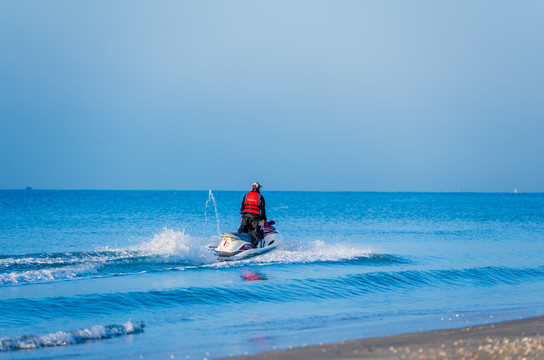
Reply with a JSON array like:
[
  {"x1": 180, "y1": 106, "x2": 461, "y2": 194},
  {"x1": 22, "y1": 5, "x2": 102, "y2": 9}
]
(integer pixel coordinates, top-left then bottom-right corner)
[{"x1": 1, "y1": 190, "x2": 543, "y2": 359}]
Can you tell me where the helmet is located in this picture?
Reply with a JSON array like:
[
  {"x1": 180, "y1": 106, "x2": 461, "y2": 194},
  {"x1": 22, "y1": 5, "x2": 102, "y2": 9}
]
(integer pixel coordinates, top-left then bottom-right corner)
[{"x1": 252, "y1": 182, "x2": 261, "y2": 190}]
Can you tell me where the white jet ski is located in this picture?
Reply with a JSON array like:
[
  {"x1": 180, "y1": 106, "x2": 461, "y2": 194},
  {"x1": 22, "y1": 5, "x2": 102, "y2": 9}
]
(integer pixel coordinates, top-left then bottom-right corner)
[{"x1": 213, "y1": 221, "x2": 282, "y2": 259}]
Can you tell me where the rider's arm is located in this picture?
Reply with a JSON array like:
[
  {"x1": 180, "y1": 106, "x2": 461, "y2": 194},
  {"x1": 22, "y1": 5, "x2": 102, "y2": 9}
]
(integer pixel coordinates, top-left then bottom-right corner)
[
  {"x1": 260, "y1": 196, "x2": 267, "y2": 220},
  {"x1": 240, "y1": 195, "x2": 246, "y2": 213}
]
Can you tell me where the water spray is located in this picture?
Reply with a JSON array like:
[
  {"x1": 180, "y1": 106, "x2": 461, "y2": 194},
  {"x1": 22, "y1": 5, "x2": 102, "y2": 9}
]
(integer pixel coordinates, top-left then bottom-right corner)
[{"x1": 204, "y1": 189, "x2": 221, "y2": 236}]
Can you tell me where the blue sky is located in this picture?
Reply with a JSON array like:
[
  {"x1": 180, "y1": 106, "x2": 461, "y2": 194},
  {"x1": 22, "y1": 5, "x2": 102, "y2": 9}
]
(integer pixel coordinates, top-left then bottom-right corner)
[{"x1": 1, "y1": 1, "x2": 543, "y2": 191}]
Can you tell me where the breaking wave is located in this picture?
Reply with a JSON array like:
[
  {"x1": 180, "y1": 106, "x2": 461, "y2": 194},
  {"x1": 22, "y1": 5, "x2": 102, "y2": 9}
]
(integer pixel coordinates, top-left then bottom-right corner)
[{"x1": 0, "y1": 321, "x2": 144, "y2": 351}]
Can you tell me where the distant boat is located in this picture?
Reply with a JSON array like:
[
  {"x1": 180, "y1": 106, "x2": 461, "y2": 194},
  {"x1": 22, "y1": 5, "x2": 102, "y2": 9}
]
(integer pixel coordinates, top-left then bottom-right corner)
[{"x1": 25, "y1": 186, "x2": 32, "y2": 191}]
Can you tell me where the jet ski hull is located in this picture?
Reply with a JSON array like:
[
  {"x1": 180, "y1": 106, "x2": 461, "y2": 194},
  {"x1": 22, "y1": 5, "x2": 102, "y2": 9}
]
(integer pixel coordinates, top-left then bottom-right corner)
[
  {"x1": 215, "y1": 245, "x2": 277, "y2": 260},
  {"x1": 213, "y1": 222, "x2": 281, "y2": 259}
]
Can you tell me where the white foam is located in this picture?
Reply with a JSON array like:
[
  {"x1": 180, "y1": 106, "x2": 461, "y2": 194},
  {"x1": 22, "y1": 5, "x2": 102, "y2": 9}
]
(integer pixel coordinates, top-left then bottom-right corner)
[
  {"x1": 0, "y1": 256, "x2": 74, "y2": 267},
  {"x1": 0, "y1": 321, "x2": 144, "y2": 351},
  {"x1": 0, "y1": 251, "x2": 136, "y2": 267},
  {"x1": 205, "y1": 240, "x2": 375, "y2": 268},
  {"x1": 253, "y1": 240, "x2": 374, "y2": 264},
  {"x1": 0, "y1": 263, "x2": 102, "y2": 285}
]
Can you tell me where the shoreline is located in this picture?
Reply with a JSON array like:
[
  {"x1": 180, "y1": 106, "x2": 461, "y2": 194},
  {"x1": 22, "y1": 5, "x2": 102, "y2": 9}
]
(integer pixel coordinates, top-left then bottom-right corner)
[{"x1": 223, "y1": 316, "x2": 544, "y2": 360}]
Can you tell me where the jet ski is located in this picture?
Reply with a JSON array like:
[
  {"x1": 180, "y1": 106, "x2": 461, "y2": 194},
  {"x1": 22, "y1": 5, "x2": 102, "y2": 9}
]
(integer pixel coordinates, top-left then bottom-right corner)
[{"x1": 213, "y1": 221, "x2": 282, "y2": 259}]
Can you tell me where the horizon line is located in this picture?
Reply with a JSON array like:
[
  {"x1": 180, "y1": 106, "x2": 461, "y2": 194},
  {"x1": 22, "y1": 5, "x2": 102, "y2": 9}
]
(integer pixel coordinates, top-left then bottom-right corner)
[{"x1": 0, "y1": 188, "x2": 540, "y2": 194}]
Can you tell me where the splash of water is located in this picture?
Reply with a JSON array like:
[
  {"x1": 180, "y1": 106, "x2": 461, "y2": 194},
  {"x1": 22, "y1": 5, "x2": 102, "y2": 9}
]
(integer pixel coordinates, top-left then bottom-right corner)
[
  {"x1": 0, "y1": 229, "x2": 219, "y2": 286},
  {"x1": 133, "y1": 228, "x2": 216, "y2": 265},
  {"x1": 204, "y1": 189, "x2": 221, "y2": 236}
]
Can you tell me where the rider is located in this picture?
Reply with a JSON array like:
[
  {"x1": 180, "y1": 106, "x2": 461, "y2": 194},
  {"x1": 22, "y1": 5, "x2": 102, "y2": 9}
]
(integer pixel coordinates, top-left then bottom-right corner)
[{"x1": 238, "y1": 182, "x2": 266, "y2": 248}]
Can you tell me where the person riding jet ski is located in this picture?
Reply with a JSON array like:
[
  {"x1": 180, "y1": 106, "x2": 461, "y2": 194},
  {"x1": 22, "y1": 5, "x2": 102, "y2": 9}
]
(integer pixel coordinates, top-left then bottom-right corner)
[{"x1": 238, "y1": 182, "x2": 266, "y2": 248}]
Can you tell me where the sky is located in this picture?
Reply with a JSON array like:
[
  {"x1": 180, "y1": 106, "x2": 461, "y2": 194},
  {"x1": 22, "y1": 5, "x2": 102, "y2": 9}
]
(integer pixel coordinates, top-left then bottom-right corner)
[{"x1": 1, "y1": 1, "x2": 543, "y2": 192}]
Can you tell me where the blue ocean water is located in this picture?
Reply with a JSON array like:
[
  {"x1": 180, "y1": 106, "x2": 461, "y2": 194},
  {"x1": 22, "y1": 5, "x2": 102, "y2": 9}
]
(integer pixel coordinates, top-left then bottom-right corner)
[{"x1": 1, "y1": 190, "x2": 543, "y2": 359}]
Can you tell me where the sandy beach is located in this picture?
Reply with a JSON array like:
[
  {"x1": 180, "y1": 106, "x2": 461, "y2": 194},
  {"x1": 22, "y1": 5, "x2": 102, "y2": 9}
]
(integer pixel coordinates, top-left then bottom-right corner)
[{"x1": 224, "y1": 316, "x2": 544, "y2": 360}]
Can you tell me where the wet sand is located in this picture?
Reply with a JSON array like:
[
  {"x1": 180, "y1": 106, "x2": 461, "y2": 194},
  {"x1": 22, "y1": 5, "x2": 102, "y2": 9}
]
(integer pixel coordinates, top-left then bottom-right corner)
[{"x1": 224, "y1": 316, "x2": 544, "y2": 359}]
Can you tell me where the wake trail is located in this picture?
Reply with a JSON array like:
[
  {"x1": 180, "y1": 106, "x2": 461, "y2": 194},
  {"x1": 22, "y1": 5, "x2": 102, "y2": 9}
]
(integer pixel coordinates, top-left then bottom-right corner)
[{"x1": 1, "y1": 229, "x2": 384, "y2": 286}]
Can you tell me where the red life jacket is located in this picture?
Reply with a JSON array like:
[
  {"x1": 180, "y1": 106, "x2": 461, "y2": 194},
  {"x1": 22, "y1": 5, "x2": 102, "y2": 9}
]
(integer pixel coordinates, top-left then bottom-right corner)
[{"x1": 242, "y1": 191, "x2": 261, "y2": 214}]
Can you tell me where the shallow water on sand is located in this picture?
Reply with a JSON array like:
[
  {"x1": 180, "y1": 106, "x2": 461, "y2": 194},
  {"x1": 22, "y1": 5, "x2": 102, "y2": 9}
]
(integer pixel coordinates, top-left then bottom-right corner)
[{"x1": 1, "y1": 191, "x2": 543, "y2": 359}]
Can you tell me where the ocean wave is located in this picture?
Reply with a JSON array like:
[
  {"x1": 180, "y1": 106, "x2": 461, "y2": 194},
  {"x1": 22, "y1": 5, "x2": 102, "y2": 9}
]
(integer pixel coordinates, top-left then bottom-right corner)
[
  {"x1": 0, "y1": 230, "x2": 386, "y2": 286},
  {"x1": 0, "y1": 250, "x2": 139, "y2": 270},
  {"x1": 0, "y1": 321, "x2": 144, "y2": 351},
  {"x1": 2, "y1": 265, "x2": 543, "y2": 320},
  {"x1": 0, "y1": 262, "x2": 102, "y2": 285}
]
